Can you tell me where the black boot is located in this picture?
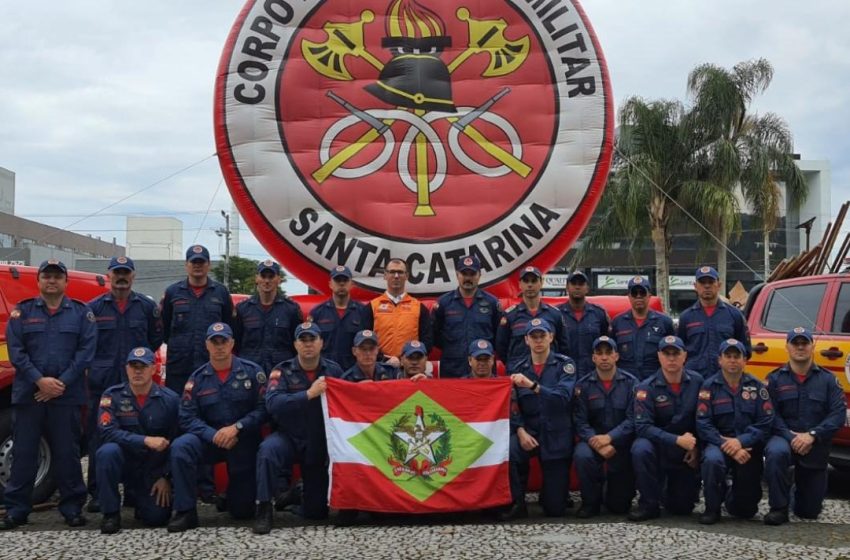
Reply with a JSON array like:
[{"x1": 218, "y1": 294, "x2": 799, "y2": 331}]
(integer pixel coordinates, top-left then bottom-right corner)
[
  {"x1": 100, "y1": 513, "x2": 121, "y2": 534},
  {"x1": 699, "y1": 509, "x2": 720, "y2": 525},
  {"x1": 252, "y1": 502, "x2": 273, "y2": 535},
  {"x1": 764, "y1": 508, "x2": 789, "y2": 526},
  {"x1": 627, "y1": 506, "x2": 660, "y2": 522},
  {"x1": 335, "y1": 509, "x2": 359, "y2": 527},
  {"x1": 86, "y1": 498, "x2": 101, "y2": 513},
  {"x1": 575, "y1": 502, "x2": 601, "y2": 519},
  {"x1": 167, "y1": 510, "x2": 199, "y2": 533},
  {"x1": 498, "y1": 502, "x2": 528, "y2": 521}
]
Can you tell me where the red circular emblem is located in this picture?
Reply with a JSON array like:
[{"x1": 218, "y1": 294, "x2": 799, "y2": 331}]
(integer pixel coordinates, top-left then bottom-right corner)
[{"x1": 216, "y1": 0, "x2": 612, "y2": 296}]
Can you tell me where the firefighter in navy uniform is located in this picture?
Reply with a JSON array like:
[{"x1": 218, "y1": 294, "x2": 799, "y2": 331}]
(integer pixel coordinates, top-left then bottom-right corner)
[
  {"x1": 677, "y1": 266, "x2": 750, "y2": 378},
  {"x1": 628, "y1": 336, "x2": 703, "y2": 522},
  {"x1": 558, "y1": 270, "x2": 609, "y2": 377},
  {"x1": 233, "y1": 259, "x2": 303, "y2": 373},
  {"x1": 167, "y1": 322, "x2": 268, "y2": 532},
  {"x1": 696, "y1": 338, "x2": 773, "y2": 525},
  {"x1": 307, "y1": 266, "x2": 364, "y2": 372},
  {"x1": 432, "y1": 255, "x2": 502, "y2": 378},
  {"x1": 609, "y1": 276, "x2": 674, "y2": 380},
  {"x1": 341, "y1": 330, "x2": 400, "y2": 382},
  {"x1": 86, "y1": 255, "x2": 163, "y2": 512},
  {"x1": 1, "y1": 259, "x2": 96, "y2": 530},
  {"x1": 161, "y1": 245, "x2": 233, "y2": 393},
  {"x1": 96, "y1": 347, "x2": 180, "y2": 534},
  {"x1": 763, "y1": 327, "x2": 846, "y2": 525},
  {"x1": 503, "y1": 318, "x2": 577, "y2": 520},
  {"x1": 573, "y1": 336, "x2": 636, "y2": 518},
  {"x1": 496, "y1": 266, "x2": 569, "y2": 370},
  {"x1": 253, "y1": 322, "x2": 345, "y2": 534}
]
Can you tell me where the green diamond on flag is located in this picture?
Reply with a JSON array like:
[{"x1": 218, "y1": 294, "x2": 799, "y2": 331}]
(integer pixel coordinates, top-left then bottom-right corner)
[{"x1": 348, "y1": 390, "x2": 493, "y2": 502}]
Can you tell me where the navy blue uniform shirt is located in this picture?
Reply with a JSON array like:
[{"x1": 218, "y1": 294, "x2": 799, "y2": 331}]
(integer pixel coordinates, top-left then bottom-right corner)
[
  {"x1": 178, "y1": 357, "x2": 268, "y2": 442},
  {"x1": 432, "y1": 288, "x2": 502, "y2": 378},
  {"x1": 634, "y1": 369, "x2": 704, "y2": 448},
  {"x1": 496, "y1": 302, "x2": 569, "y2": 367},
  {"x1": 574, "y1": 368, "x2": 636, "y2": 447},
  {"x1": 610, "y1": 310, "x2": 674, "y2": 380},
  {"x1": 6, "y1": 296, "x2": 97, "y2": 405},
  {"x1": 87, "y1": 291, "x2": 163, "y2": 392},
  {"x1": 558, "y1": 302, "x2": 609, "y2": 376},
  {"x1": 695, "y1": 372, "x2": 773, "y2": 448},
  {"x1": 234, "y1": 294, "x2": 303, "y2": 373},
  {"x1": 677, "y1": 301, "x2": 750, "y2": 378},
  {"x1": 161, "y1": 279, "x2": 233, "y2": 382},
  {"x1": 307, "y1": 298, "x2": 364, "y2": 372},
  {"x1": 510, "y1": 352, "x2": 577, "y2": 461}
]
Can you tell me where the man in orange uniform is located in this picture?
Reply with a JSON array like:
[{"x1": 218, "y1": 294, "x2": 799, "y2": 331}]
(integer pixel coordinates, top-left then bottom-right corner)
[{"x1": 361, "y1": 258, "x2": 431, "y2": 364}]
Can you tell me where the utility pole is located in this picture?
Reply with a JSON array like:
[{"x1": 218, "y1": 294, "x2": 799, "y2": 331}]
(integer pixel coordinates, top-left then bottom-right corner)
[{"x1": 216, "y1": 210, "x2": 232, "y2": 288}]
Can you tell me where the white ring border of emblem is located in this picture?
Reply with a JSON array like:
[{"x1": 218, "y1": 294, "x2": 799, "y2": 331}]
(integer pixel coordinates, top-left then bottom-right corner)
[{"x1": 221, "y1": 0, "x2": 608, "y2": 293}]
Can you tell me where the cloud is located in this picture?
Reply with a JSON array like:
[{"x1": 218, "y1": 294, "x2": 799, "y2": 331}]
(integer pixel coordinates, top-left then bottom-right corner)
[{"x1": 1, "y1": 1, "x2": 848, "y2": 291}]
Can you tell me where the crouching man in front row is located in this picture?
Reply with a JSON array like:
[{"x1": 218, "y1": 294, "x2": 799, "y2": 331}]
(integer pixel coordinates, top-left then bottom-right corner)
[
  {"x1": 763, "y1": 327, "x2": 846, "y2": 525},
  {"x1": 696, "y1": 338, "x2": 773, "y2": 525},
  {"x1": 168, "y1": 322, "x2": 268, "y2": 532},
  {"x1": 503, "y1": 318, "x2": 577, "y2": 520},
  {"x1": 629, "y1": 336, "x2": 703, "y2": 521},
  {"x1": 97, "y1": 347, "x2": 179, "y2": 534}
]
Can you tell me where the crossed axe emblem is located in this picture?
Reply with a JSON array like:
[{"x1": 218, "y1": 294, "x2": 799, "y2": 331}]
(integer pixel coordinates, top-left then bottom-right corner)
[{"x1": 301, "y1": 7, "x2": 533, "y2": 216}]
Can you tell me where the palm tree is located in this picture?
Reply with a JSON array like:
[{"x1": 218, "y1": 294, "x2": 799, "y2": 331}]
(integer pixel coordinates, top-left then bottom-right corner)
[
  {"x1": 687, "y1": 59, "x2": 807, "y2": 287},
  {"x1": 575, "y1": 97, "x2": 696, "y2": 310}
]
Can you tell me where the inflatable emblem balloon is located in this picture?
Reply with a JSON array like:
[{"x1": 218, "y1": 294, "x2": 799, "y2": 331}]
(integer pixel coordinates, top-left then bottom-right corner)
[{"x1": 215, "y1": 0, "x2": 613, "y2": 297}]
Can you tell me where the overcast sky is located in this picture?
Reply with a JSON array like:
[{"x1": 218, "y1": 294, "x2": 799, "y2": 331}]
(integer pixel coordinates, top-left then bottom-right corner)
[{"x1": 2, "y1": 1, "x2": 848, "y2": 294}]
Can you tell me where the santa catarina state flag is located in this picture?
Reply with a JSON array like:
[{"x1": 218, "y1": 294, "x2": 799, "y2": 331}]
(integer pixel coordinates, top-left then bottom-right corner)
[{"x1": 322, "y1": 377, "x2": 512, "y2": 513}]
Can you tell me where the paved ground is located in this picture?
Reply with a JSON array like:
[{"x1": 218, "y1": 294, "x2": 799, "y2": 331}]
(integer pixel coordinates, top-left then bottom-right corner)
[{"x1": 1, "y1": 469, "x2": 848, "y2": 560}]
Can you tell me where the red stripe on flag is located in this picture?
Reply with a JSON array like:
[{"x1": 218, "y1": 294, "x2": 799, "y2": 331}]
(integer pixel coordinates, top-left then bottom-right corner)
[
  {"x1": 329, "y1": 462, "x2": 511, "y2": 513},
  {"x1": 325, "y1": 377, "x2": 511, "y2": 423}
]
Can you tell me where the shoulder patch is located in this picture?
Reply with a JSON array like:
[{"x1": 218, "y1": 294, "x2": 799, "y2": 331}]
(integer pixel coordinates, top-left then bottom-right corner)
[
  {"x1": 505, "y1": 304, "x2": 516, "y2": 313},
  {"x1": 564, "y1": 363, "x2": 575, "y2": 375},
  {"x1": 86, "y1": 311, "x2": 96, "y2": 323},
  {"x1": 499, "y1": 316, "x2": 508, "y2": 326},
  {"x1": 10, "y1": 308, "x2": 20, "y2": 319},
  {"x1": 152, "y1": 306, "x2": 161, "y2": 318},
  {"x1": 698, "y1": 390, "x2": 711, "y2": 400},
  {"x1": 256, "y1": 372, "x2": 267, "y2": 384},
  {"x1": 636, "y1": 389, "x2": 647, "y2": 401},
  {"x1": 759, "y1": 387, "x2": 769, "y2": 400},
  {"x1": 100, "y1": 396, "x2": 112, "y2": 408},
  {"x1": 270, "y1": 370, "x2": 281, "y2": 380}
]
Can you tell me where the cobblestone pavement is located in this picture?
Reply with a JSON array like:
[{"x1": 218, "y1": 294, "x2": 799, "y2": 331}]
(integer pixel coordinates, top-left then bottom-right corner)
[{"x1": 1, "y1": 470, "x2": 848, "y2": 560}]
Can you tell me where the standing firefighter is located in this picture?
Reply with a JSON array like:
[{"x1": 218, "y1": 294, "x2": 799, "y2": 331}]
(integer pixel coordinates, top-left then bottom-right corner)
[{"x1": 1, "y1": 260, "x2": 96, "y2": 530}]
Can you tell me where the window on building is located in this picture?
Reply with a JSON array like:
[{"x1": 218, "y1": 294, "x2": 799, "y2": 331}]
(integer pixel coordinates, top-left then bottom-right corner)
[
  {"x1": 762, "y1": 283, "x2": 826, "y2": 332},
  {"x1": 831, "y1": 282, "x2": 850, "y2": 334}
]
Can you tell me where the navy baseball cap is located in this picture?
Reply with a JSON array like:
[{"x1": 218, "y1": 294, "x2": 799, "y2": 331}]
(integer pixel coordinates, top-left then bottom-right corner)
[
  {"x1": 295, "y1": 322, "x2": 322, "y2": 339},
  {"x1": 330, "y1": 265, "x2": 352, "y2": 279},
  {"x1": 186, "y1": 245, "x2": 210, "y2": 262},
  {"x1": 353, "y1": 329, "x2": 379, "y2": 347},
  {"x1": 786, "y1": 326, "x2": 814, "y2": 343},
  {"x1": 518, "y1": 266, "x2": 542, "y2": 280},
  {"x1": 206, "y1": 322, "x2": 233, "y2": 340},
  {"x1": 526, "y1": 318, "x2": 553, "y2": 335},
  {"x1": 108, "y1": 256, "x2": 135, "y2": 272},
  {"x1": 402, "y1": 340, "x2": 427, "y2": 357},
  {"x1": 126, "y1": 346, "x2": 155, "y2": 365},
  {"x1": 456, "y1": 255, "x2": 481, "y2": 273},
  {"x1": 658, "y1": 335, "x2": 685, "y2": 352},
  {"x1": 592, "y1": 335, "x2": 618, "y2": 352},
  {"x1": 257, "y1": 259, "x2": 281, "y2": 275},
  {"x1": 719, "y1": 338, "x2": 746, "y2": 355},
  {"x1": 695, "y1": 266, "x2": 719, "y2": 280},
  {"x1": 567, "y1": 270, "x2": 588, "y2": 283},
  {"x1": 469, "y1": 339, "x2": 495, "y2": 357},
  {"x1": 38, "y1": 259, "x2": 67, "y2": 275},
  {"x1": 628, "y1": 276, "x2": 651, "y2": 291}
]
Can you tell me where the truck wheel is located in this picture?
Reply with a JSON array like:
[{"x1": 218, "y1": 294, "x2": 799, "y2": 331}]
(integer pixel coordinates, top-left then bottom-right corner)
[{"x1": 0, "y1": 409, "x2": 57, "y2": 504}]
